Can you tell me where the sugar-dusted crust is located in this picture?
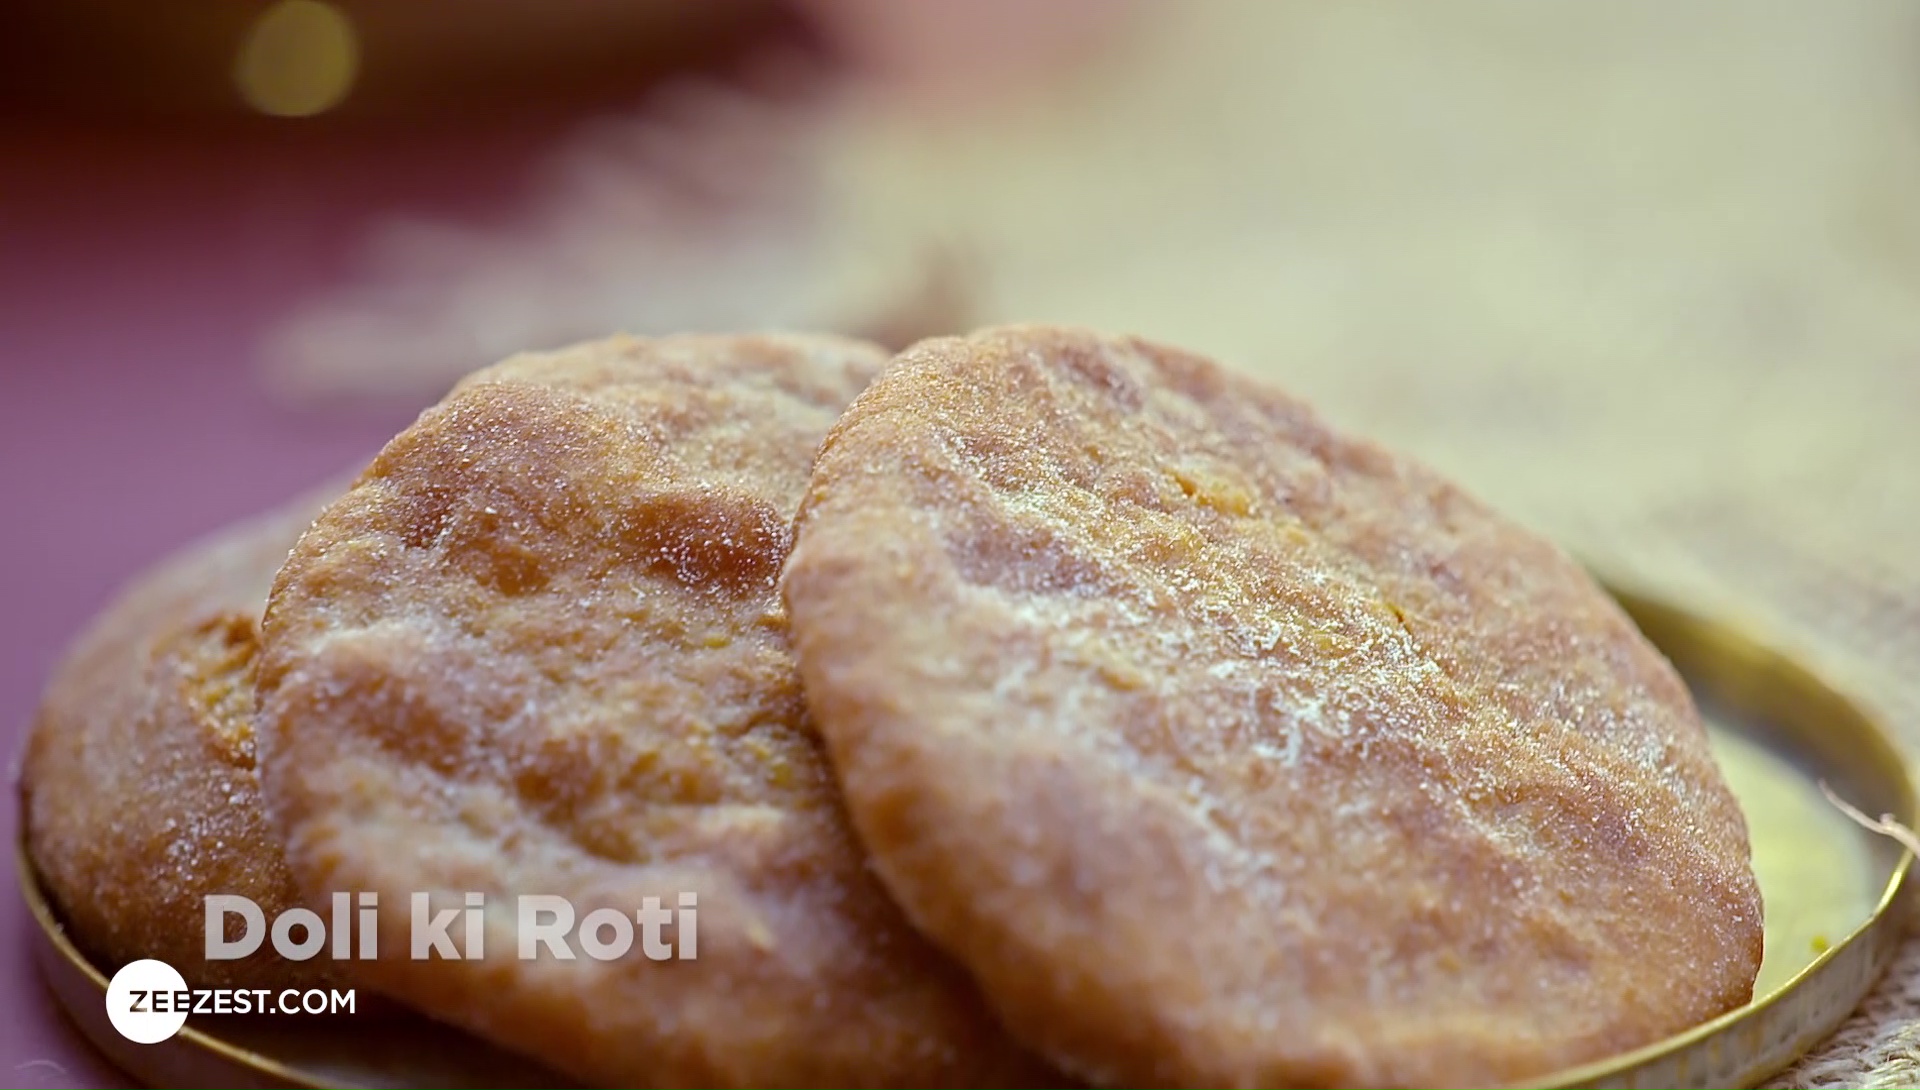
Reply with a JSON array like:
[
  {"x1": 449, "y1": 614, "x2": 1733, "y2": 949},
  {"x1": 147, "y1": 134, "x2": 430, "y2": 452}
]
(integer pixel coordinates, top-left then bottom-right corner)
[
  {"x1": 22, "y1": 487, "x2": 343, "y2": 989},
  {"x1": 255, "y1": 334, "x2": 1057, "y2": 1088},
  {"x1": 781, "y1": 325, "x2": 1763, "y2": 1088}
]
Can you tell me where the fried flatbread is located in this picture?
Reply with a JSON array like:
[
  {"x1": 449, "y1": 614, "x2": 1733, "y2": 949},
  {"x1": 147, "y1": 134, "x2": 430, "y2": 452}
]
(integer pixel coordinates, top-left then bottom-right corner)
[
  {"x1": 255, "y1": 334, "x2": 1057, "y2": 1088},
  {"x1": 781, "y1": 325, "x2": 1763, "y2": 1088}
]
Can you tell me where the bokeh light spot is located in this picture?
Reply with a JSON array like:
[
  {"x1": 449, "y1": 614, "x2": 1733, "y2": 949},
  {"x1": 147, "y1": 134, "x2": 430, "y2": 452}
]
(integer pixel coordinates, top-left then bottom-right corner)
[{"x1": 234, "y1": 0, "x2": 359, "y2": 118}]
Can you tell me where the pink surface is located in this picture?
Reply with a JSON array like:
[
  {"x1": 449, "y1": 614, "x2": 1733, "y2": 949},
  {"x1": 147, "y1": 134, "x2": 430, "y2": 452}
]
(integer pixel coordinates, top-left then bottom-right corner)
[{"x1": 0, "y1": 121, "x2": 561, "y2": 1087}]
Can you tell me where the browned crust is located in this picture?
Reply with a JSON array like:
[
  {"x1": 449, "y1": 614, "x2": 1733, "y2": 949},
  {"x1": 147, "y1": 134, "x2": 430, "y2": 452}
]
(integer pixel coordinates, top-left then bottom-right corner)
[
  {"x1": 22, "y1": 486, "x2": 346, "y2": 989},
  {"x1": 781, "y1": 325, "x2": 1763, "y2": 1088},
  {"x1": 255, "y1": 334, "x2": 1059, "y2": 1088}
]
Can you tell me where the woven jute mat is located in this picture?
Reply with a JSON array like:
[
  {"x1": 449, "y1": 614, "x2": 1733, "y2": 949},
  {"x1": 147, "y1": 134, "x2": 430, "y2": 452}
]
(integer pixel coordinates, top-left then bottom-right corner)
[{"x1": 267, "y1": 3, "x2": 1920, "y2": 1082}]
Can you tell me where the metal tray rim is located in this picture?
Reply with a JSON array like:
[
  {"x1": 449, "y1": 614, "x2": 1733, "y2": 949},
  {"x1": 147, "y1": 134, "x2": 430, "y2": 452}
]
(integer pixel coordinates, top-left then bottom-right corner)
[{"x1": 17, "y1": 588, "x2": 1916, "y2": 1090}]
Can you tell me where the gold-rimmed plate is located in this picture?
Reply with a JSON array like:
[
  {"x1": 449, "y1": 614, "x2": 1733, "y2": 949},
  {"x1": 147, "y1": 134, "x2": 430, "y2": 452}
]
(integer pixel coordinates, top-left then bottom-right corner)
[
  {"x1": 1532, "y1": 588, "x2": 1915, "y2": 1089},
  {"x1": 18, "y1": 589, "x2": 1915, "y2": 1089}
]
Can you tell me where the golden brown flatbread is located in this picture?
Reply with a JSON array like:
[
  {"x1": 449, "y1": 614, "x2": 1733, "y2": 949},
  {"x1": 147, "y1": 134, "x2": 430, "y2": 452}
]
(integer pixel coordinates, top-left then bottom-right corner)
[
  {"x1": 23, "y1": 488, "x2": 342, "y2": 989},
  {"x1": 254, "y1": 334, "x2": 1058, "y2": 1088},
  {"x1": 780, "y1": 325, "x2": 1763, "y2": 1087}
]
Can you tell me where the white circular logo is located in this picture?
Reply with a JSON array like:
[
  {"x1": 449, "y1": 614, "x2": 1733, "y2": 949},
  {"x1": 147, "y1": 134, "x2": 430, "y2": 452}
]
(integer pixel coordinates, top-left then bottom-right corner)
[{"x1": 105, "y1": 959, "x2": 190, "y2": 1043}]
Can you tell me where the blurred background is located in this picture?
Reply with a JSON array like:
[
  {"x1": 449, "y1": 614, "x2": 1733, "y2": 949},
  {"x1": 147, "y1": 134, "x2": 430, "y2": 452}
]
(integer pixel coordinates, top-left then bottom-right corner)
[{"x1": 1, "y1": 3, "x2": 1917, "y2": 1086}]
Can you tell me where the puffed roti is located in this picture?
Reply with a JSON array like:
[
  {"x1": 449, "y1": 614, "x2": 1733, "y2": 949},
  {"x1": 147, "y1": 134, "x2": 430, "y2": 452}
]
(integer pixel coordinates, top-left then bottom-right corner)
[
  {"x1": 22, "y1": 488, "x2": 342, "y2": 989},
  {"x1": 254, "y1": 334, "x2": 1057, "y2": 1089},
  {"x1": 780, "y1": 326, "x2": 1764, "y2": 1088}
]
